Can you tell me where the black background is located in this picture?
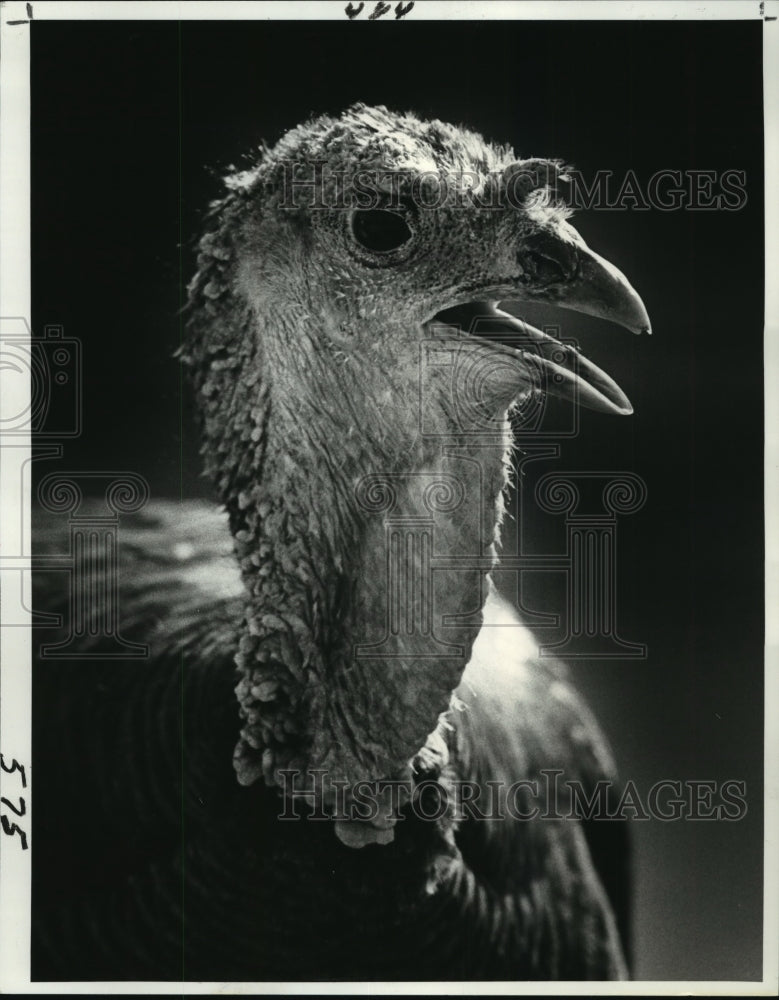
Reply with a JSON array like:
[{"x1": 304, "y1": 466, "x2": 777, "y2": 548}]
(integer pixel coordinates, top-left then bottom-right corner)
[{"x1": 31, "y1": 18, "x2": 764, "y2": 980}]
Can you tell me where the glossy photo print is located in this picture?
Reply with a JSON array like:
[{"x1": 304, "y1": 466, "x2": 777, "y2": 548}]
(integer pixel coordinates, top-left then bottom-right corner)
[{"x1": 0, "y1": 2, "x2": 775, "y2": 993}]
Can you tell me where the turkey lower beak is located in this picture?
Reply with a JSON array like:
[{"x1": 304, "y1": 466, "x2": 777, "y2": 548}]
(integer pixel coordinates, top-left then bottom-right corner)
[{"x1": 455, "y1": 304, "x2": 635, "y2": 416}]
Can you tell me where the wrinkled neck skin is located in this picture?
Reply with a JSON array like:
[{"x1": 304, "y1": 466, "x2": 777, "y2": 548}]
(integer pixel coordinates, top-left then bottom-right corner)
[{"x1": 193, "y1": 292, "x2": 514, "y2": 818}]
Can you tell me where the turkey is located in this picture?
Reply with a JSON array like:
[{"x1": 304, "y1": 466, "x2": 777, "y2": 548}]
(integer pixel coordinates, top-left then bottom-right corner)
[{"x1": 32, "y1": 104, "x2": 648, "y2": 981}]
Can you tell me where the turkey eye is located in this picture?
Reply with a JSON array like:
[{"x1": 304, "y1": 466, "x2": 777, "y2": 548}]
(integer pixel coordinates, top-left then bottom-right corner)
[{"x1": 351, "y1": 210, "x2": 412, "y2": 253}]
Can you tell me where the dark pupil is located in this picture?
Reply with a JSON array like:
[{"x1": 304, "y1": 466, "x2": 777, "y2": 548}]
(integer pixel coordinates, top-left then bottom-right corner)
[{"x1": 352, "y1": 210, "x2": 412, "y2": 252}]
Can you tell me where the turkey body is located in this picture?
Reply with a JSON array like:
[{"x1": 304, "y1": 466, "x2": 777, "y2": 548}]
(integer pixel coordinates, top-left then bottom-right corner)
[{"x1": 32, "y1": 502, "x2": 628, "y2": 982}]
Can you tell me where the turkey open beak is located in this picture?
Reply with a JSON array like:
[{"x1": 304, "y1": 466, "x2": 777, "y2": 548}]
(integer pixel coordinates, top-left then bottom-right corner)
[{"x1": 432, "y1": 228, "x2": 651, "y2": 416}]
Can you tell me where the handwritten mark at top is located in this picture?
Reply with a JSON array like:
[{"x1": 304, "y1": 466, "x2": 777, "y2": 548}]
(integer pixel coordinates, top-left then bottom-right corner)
[
  {"x1": 6, "y1": 1, "x2": 32, "y2": 24},
  {"x1": 345, "y1": 0, "x2": 414, "y2": 18}
]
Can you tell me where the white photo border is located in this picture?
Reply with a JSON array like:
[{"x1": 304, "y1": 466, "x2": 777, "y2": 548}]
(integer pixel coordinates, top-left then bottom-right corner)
[{"x1": 1, "y1": 1, "x2": 776, "y2": 994}]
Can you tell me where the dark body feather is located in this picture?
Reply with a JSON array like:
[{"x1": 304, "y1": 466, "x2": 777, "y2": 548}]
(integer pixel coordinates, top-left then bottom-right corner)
[{"x1": 32, "y1": 501, "x2": 628, "y2": 981}]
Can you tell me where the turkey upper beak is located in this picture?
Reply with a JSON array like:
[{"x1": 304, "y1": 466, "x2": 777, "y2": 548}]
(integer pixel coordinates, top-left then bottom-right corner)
[{"x1": 516, "y1": 227, "x2": 651, "y2": 337}]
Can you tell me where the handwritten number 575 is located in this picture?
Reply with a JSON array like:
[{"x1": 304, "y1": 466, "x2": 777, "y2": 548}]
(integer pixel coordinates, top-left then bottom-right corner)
[{"x1": 0, "y1": 754, "x2": 29, "y2": 850}]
